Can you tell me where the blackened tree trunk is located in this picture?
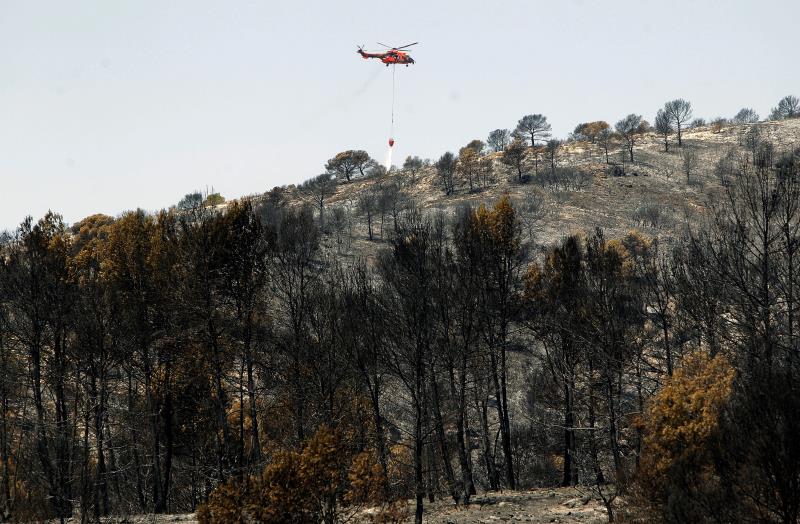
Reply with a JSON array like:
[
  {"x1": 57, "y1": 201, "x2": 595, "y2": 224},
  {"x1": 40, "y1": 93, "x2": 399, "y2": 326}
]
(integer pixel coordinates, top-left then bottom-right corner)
[
  {"x1": 0, "y1": 335, "x2": 12, "y2": 521},
  {"x1": 157, "y1": 366, "x2": 173, "y2": 513},
  {"x1": 587, "y1": 358, "x2": 604, "y2": 484},
  {"x1": 498, "y1": 343, "x2": 515, "y2": 490},
  {"x1": 52, "y1": 331, "x2": 73, "y2": 521},
  {"x1": 91, "y1": 370, "x2": 110, "y2": 518},
  {"x1": 143, "y1": 350, "x2": 162, "y2": 512},
  {"x1": 562, "y1": 376, "x2": 576, "y2": 486},
  {"x1": 414, "y1": 355, "x2": 425, "y2": 524},
  {"x1": 605, "y1": 375, "x2": 622, "y2": 481},
  {"x1": 488, "y1": 344, "x2": 515, "y2": 489},
  {"x1": 208, "y1": 316, "x2": 232, "y2": 478},
  {"x1": 477, "y1": 390, "x2": 498, "y2": 490},
  {"x1": 244, "y1": 335, "x2": 261, "y2": 464},
  {"x1": 33, "y1": 344, "x2": 56, "y2": 514},
  {"x1": 430, "y1": 375, "x2": 457, "y2": 501},
  {"x1": 448, "y1": 362, "x2": 475, "y2": 503},
  {"x1": 127, "y1": 371, "x2": 146, "y2": 511},
  {"x1": 370, "y1": 383, "x2": 388, "y2": 483}
]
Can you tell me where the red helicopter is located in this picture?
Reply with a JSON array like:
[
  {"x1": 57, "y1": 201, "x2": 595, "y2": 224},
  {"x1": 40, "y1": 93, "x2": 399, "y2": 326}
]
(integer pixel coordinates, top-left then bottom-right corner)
[{"x1": 357, "y1": 42, "x2": 418, "y2": 66}]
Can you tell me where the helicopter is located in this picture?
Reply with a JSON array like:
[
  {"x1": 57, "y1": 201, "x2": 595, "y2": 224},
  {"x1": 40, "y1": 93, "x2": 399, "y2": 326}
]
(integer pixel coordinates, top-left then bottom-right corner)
[{"x1": 357, "y1": 42, "x2": 417, "y2": 66}]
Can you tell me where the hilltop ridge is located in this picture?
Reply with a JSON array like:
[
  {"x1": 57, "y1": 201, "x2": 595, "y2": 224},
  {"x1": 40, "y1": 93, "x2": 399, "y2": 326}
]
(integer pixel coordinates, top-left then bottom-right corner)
[{"x1": 238, "y1": 117, "x2": 800, "y2": 260}]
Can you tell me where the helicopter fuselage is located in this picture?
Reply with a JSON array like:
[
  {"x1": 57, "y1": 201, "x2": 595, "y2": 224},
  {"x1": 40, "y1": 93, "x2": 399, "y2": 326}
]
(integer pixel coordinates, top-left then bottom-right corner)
[{"x1": 357, "y1": 49, "x2": 415, "y2": 65}]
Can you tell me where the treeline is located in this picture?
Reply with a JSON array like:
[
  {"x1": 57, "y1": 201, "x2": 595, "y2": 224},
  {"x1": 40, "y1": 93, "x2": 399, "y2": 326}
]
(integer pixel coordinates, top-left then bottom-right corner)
[
  {"x1": 309, "y1": 94, "x2": 799, "y2": 202},
  {"x1": 1, "y1": 136, "x2": 800, "y2": 523}
]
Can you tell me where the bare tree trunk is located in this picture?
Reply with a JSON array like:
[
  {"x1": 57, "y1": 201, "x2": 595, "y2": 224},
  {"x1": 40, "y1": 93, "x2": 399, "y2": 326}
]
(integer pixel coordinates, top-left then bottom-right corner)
[
  {"x1": 107, "y1": 427, "x2": 122, "y2": 509},
  {"x1": 32, "y1": 340, "x2": 58, "y2": 517},
  {"x1": 80, "y1": 397, "x2": 91, "y2": 524},
  {"x1": 489, "y1": 344, "x2": 515, "y2": 489},
  {"x1": 476, "y1": 389, "x2": 498, "y2": 490},
  {"x1": 499, "y1": 343, "x2": 515, "y2": 490},
  {"x1": 449, "y1": 361, "x2": 475, "y2": 503},
  {"x1": 562, "y1": 375, "x2": 576, "y2": 486},
  {"x1": 143, "y1": 349, "x2": 162, "y2": 512},
  {"x1": 369, "y1": 382, "x2": 389, "y2": 489},
  {"x1": 588, "y1": 358, "x2": 604, "y2": 484},
  {"x1": 292, "y1": 350, "x2": 305, "y2": 443},
  {"x1": 606, "y1": 376, "x2": 622, "y2": 481},
  {"x1": 127, "y1": 371, "x2": 146, "y2": 511},
  {"x1": 53, "y1": 331, "x2": 74, "y2": 521},
  {"x1": 156, "y1": 364, "x2": 173, "y2": 513},
  {"x1": 238, "y1": 363, "x2": 245, "y2": 471},
  {"x1": 635, "y1": 356, "x2": 644, "y2": 468},
  {"x1": 92, "y1": 372, "x2": 109, "y2": 518},
  {"x1": 413, "y1": 329, "x2": 427, "y2": 524},
  {"x1": 1, "y1": 345, "x2": 13, "y2": 521},
  {"x1": 463, "y1": 412, "x2": 477, "y2": 493},
  {"x1": 414, "y1": 392, "x2": 425, "y2": 524},
  {"x1": 430, "y1": 375, "x2": 457, "y2": 502},
  {"x1": 0, "y1": 403, "x2": 9, "y2": 522},
  {"x1": 662, "y1": 314, "x2": 672, "y2": 376},
  {"x1": 208, "y1": 317, "x2": 232, "y2": 477},
  {"x1": 244, "y1": 334, "x2": 261, "y2": 464},
  {"x1": 426, "y1": 441, "x2": 437, "y2": 503}
]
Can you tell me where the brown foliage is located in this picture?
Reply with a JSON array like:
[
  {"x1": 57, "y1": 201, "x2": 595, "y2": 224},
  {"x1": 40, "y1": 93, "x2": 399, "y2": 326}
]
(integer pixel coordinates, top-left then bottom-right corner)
[
  {"x1": 198, "y1": 425, "x2": 388, "y2": 524},
  {"x1": 346, "y1": 450, "x2": 388, "y2": 507},
  {"x1": 574, "y1": 120, "x2": 610, "y2": 143},
  {"x1": 633, "y1": 352, "x2": 735, "y2": 522}
]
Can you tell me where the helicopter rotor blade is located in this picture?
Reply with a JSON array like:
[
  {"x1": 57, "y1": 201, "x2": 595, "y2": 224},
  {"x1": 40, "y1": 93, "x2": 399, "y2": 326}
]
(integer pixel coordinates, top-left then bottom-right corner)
[
  {"x1": 395, "y1": 42, "x2": 419, "y2": 49},
  {"x1": 377, "y1": 42, "x2": 391, "y2": 48}
]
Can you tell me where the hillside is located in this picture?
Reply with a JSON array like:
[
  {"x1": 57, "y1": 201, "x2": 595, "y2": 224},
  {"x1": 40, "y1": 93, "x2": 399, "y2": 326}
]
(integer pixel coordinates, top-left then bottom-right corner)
[{"x1": 283, "y1": 118, "x2": 800, "y2": 258}]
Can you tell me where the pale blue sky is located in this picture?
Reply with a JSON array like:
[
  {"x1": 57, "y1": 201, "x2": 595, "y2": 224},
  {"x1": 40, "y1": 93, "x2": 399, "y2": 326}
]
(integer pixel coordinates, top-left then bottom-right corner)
[{"x1": 1, "y1": 0, "x2": 798, "y2": 229}]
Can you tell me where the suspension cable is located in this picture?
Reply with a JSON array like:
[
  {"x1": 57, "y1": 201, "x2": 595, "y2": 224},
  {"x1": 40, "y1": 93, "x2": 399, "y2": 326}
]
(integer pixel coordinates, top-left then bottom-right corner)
[{"x1": 390, "y1": 64, "x2": 396, "y2": 139}]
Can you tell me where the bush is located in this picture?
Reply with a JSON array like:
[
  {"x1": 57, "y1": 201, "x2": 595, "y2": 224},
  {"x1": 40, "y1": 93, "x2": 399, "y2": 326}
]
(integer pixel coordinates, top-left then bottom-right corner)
[
  {"x1": 733, "y1": 108, "x2": 759, "y2": 124},
  {"x1": 204, "y1": 193, "x2": 226, "y2": 206},
  {"x1": 198, "y1": 425, "x2": 388, "y2": 524},
  {"x1": 609, "y1": 164, "x2": 625, "y2": 177},
  {"x1": 177, "y1": 191, "x2": 203, "y2": 210},
  {"x1": 537, "y1": 167, "x2": 592, "y2": 191},
  {"x1": 714, "y1": 148, "x2": 740, "y2": 187},
  {"x1": 690, "y1": 118, "x2": 706, "y2": 128},
  {"x1": 769, "y1": 95, "x2": 799, "y2": 120},
  {"x1": 632, "y1": 202, "x2": 673, "y2": 229},
  {"x1": 710, "y1": 117, "x2": 727, "y2": 133},
  {"x1": 634, "y1": 352, "x2": 735, "y2": 523}
]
